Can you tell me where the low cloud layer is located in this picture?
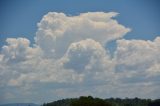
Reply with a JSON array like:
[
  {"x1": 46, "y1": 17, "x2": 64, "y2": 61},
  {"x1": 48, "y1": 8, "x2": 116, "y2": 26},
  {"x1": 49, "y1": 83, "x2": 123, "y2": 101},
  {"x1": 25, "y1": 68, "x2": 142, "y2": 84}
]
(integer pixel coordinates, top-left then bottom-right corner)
[{"x1": 0, "y1": 12, "x2": 159, "y2": 103}]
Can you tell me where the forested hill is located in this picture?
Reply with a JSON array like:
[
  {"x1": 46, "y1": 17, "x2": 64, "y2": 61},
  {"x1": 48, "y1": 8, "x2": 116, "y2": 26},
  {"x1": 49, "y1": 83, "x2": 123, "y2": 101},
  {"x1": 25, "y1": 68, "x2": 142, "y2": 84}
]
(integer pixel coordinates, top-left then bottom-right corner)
[{"x1": 42, "y1": 96, "x2": 160, "y2": 106}]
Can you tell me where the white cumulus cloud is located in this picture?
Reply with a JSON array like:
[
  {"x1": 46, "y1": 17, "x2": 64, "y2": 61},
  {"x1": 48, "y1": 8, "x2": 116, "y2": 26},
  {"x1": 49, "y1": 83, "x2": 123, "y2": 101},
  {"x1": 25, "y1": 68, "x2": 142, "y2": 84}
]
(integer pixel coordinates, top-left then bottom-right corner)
[
  {"x1": 115, "y1": 37, "x2": 160, "y2": 84},
  {"x1": 1, "y1": 38, "x2": 41, "y2": 63},
  {"x1": 35, "y1": 12, "x2": 130, "y2": 58},
  {"x1": 0, "y1": 11, "x2": 160, "y2": 103}
]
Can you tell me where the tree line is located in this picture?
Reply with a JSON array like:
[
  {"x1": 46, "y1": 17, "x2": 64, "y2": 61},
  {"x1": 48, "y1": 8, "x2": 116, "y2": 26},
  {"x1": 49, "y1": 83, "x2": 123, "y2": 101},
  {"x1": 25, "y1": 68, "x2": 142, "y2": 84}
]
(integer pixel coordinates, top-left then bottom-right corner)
[{"x1": 42, "y1": 96, "x2": 160, "y2": 106}]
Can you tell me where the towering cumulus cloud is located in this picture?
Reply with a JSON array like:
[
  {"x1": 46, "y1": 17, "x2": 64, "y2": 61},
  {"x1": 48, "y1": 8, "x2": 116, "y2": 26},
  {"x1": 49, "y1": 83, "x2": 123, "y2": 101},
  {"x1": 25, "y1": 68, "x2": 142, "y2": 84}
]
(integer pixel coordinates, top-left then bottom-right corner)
[
  {"x1": 35, "y1": 12, "x2": 130, "y2": 58},
  {"x1": 0, "y1": 12, "x2": 159, "y2": 103}
]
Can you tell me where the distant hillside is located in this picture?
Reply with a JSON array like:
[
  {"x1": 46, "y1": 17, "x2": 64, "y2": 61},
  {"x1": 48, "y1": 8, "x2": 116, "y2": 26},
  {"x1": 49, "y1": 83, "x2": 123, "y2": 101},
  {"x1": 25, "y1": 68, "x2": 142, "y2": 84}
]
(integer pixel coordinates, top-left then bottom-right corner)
[
  {"x1": 42, "y1": 96, "x2": 160, "y2": 106},
  {"x1": 1, "y1": 97, "x2": 160, "y2": 106},
  {"x1": 0, "y1": 103, "x2": 39, "y2": 106}
]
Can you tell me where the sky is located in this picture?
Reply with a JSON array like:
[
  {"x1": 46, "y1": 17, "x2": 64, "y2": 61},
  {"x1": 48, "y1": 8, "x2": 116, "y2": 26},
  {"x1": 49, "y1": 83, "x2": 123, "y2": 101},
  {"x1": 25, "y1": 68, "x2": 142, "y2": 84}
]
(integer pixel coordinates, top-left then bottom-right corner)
[{"x1": 0, "y1": 0, "x2": 160, "y2": 104}]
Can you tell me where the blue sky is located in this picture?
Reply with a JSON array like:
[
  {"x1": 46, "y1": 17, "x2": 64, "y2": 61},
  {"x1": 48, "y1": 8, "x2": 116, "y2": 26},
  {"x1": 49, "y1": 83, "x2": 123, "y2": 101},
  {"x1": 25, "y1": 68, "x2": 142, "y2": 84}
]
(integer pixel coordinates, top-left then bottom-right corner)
[
  {"x1": 1, "y1": 0, "x2": 160, "y2": 47},
  {"x1": 0, "y1": 0, "x2": 160, "y2": 104}
]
